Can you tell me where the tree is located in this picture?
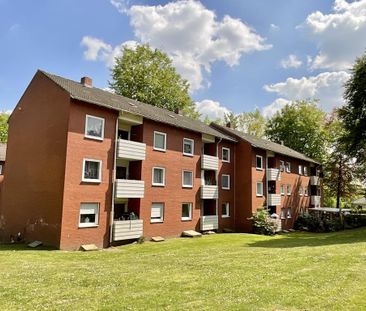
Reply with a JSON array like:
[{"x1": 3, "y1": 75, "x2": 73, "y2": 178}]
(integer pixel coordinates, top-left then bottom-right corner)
[
  {"x1": 237, "y1": 109, "x2": 266, "y2": 138},
  {"x1": 224, "y1": 112, "x2": 239, "y2": 129},
  {"x1": 339, "y1": 51, "x2": 366, "y2": 167},
  {"x1": 265, "y1": 100, "x2": 328, "y2": 162},
  {"x1": 0, "y1": 112, "x2": 9, "y2": 143},
  {"x1": 110, "y1": 44, "x2": 199, "y2": 119}
]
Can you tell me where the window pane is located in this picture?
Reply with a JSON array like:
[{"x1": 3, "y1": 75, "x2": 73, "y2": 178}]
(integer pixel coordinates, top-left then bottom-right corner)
[
  {"x1": 182, "y1": 203, "x2": 191, "y2": 219},
  {"x1": 153, "y1": 168, "x2": 163, "y2": 184},
  {"x1": 151, "y1": 203, "x2": 163, "y2": 222},
  {"x1": 183, "y1": 139, "x2": 193, "y2": 154},
  {"x1": 222, "y1": 175, "x2": 229, "y2": 188},
  {"x1": 84, "y1": 161, "x2": 100, "y2": 180},
  {"x1": 257, "y1": 183, "x2": 262, "y2": 195},
  {"x1": 223, "y1": 149, "x2": 229, "y2": 161},
  {"x1": 256, "y1": 156, "x2": 262, "y2": 168},
  {"x1": 79, "y1": 203, "x2": 98, "y2": 226},
  {"x1": 183, "y1": 171, "x2": 192, "y2": 186},
  {"x1": 86, "y1": 116, "x2": 103, "y2": 138},
  {"x1": 154, "y1": 133, "x2": 165, "y2": 149}
]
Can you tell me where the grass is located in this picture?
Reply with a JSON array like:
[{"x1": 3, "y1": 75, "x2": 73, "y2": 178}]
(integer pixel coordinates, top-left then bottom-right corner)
[{"x1": 1, "y1": 229, "x2": 366, "y2": 310}]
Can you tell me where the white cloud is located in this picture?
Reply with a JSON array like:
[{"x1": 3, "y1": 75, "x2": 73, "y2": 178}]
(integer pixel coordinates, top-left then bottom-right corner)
[
  {"x1": 304, "y1": 0, "x2": 366, "y2": 70},
  {"x1": 195, "y1": 99, "x2": 231, "y2": 120},
  {"x1": 280, "y1": 54, "x2": 302, "y2": 69},
  {"x1": 83, "y1": 0, "x2": 271, "y2": 92},
  {"x1": 270, "y1": 23, "x2": 280, "y2": 31},
  {"x1": 262, "y1": 98, "x2": 291, "y2": 119},
  {"x1": 263, "y1": 71, "x2": 350, "y2": 113}
]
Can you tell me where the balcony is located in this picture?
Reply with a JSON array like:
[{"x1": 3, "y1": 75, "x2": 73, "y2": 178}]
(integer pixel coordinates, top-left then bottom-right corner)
[
  {"x1": 115, "y1": 179, "x2": 145, "y2": 198},
  {"x1": 310, "y1": 176, "x2": 320, "y2": 186},
  {"x1": 201, "y1": 155, "x2": 219, "y2": 171},
  {"x1": 311, "y1": 195, "x2": 321, "y2": 207},
  {"x1": 201, "y1": 185, "x2": 218, "y2": 199},
  {"x1": 267, "y1": 168, "x2": 281, "y2": 181},
  {"x1": 267, "y1": 194, "x2": 281, "y2": 206},
  {"x1": 112, "y1": 219, "x2": 143, "y2": 241},
  {"x1": 200, "y1": 215, "x2": 218, "y2": 231},
  {"x1": 117, "y1": 139, "x2": 146, "y2": 161}
]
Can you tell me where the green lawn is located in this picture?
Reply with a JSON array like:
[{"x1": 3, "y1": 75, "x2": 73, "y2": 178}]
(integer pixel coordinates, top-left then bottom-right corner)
[{"x1": 1, "y1": 229, "x2": 366, "y2": 311}]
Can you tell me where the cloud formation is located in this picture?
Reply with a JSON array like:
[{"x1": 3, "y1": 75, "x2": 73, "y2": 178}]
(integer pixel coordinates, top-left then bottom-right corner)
[
  {"x1": 195, "y1": 99, "x2": 231, "y2": 120},
  {"x1": 280, "y1": 54, "x2": 302, "y2": 69},
  {"x1": 82, "y1": 0, "x2": 271, "y2": 92},
  {"x1": 304, "y1": 0, "x2": 366, "y2": 70}
]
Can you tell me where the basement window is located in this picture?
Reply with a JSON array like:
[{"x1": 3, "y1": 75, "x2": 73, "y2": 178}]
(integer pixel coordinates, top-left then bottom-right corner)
[
  {"x1": 79, "y1": 203, "x2": 99, "y2": 228},
  {"x1": 85, "y1": 115, "x2": 104, "y2": 141}
]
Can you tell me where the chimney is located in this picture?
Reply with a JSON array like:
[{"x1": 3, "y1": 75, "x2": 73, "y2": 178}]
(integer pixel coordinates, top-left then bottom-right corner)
[
  {"x1": 226, "y1": 122, "x2": 231, "y2": 128},
  {"x1": 174, "y1": 107, "x2": 182, "y2": 115},
  {"x1": 81, "y1": 76, "x2": 92, "y2": 88}
]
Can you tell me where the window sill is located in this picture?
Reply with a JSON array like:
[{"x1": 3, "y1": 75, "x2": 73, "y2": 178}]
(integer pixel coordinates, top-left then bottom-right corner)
[
  {"x1": 153, "y1": 148, "x2": 166, "y2": 152},
  {"x1": 84, "y1": 135, "x2": 104, "y2": 141},
  {"x1": 222, "y1": 160, "x2": 230, "y2": 163},
  {"x1": 222, "y1": 187, "x2": 230, "y2": 190},
  {"x1": 152, "y1": 184, "x2": 165, "y2": 187},
  {"x1": 81, "y1": 179, "x2": 101, "y2": 184},
  {"x1": 222, "y1": 215, "x2": 230, "y2": 218},
  {"x1": 78, "y1": 225, "x2": 99, "y2": 229},
  {"x1": 182, "y1": 185, "x2": 193, "y2": 188},
  {"x1": 150, "y1": 220, "x2": 163, "y2": 224},
  {"x1": 256, "y1": 194, "x2": 263, "y2": 197},
  {"x1": 256, "y1": 168, "x2": 264, "y2": 171},
  {"x1": 183, "y1": 153, "x2": 194, "y2": 157},
  {"x1": 181, "y1": 218, "x2": 192, "y2": 222}
]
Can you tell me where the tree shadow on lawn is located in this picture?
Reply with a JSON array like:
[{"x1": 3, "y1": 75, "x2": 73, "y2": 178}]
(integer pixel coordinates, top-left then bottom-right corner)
[
  {"x1": 247, "y1": 227, "x2": 366, "y2": 248},
  {"x1": 0, "y1": 243, "x2": 57, "y2": 251}
]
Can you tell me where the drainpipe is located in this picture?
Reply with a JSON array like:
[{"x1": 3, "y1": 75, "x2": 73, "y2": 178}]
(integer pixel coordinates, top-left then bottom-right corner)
[
  {"x1": 233, "y1": 143, "x2": 236, "y2": 231},
  {"x1": 216, "y1": 138, "x2": 222, "y2": 220},
  {"x1": 266, "y1": 152, "x2": 269, "y2": 211},
  {"x1": 109, "y1": 116, "x2": 119, "y2": 244}
]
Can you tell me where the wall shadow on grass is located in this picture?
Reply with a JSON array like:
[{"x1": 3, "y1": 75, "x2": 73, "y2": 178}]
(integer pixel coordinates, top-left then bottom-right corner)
[
  {"x1": 0, "y1": 243, "x2": 57, "y2": 251},
  {"x1": 247, "y1": 227, "x2": 366, "y2": 248}
]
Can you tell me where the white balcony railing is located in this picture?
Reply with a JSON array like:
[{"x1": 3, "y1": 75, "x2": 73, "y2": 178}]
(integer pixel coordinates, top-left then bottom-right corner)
[
  {"x1": 200, "y1": 215, "x2": 218, "y2": 231},
  {"x1": 112, "y1": 220, "x2": 143, "y2": 241},
  {"x1": 267, "y1": 168, "x2": 281, "y2": 181},
  {"x1": 267, "y1": 194, "x2": 281, "y2": 206},
  {"x1": 310, "y1": 176, "x2": 320, "y2": 186},
  {"x1": 311, "y1": 195, "x2": 321, "y2": 207},
  {"x1": 201, "y1": 155, "x2": 219, "y2": 171},
  {"x1": 115, "y1": 179, "x2": 145, "y2": 199},
  {"x1": 117, "y1": 139, "x2": 146, "y2": 161},
  {"x1": 201, "y1": 185, "x2": 218, "y2": 199}
]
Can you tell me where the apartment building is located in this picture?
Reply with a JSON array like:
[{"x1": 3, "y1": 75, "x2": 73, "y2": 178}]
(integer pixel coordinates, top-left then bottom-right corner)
[
  {"x1": 0, "y1": 143, "x2": 6, "y2": 198},
  {"x1": 0, "y1": 70, "x2": 322, "y2": 249}
]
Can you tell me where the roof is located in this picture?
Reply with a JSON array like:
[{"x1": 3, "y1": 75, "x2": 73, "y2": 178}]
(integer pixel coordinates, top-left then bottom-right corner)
[
  {"x1": 211, "y1": 123, "x2": 320, "y2": 164},
  {"x1": 39, "y1": 70, "x2": 236, "y2": 142},
  {"x1": 352, "y1": 197, "x2": 366, "y2": 206},
  {"x1": 0, "y1": 143, "x2": 6, "y2": 161}
]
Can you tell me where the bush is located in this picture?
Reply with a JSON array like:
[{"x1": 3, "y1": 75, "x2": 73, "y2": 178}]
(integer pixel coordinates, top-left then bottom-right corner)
[{"x1": 249, "y1": 210, "x2": 276, "y2": 235}]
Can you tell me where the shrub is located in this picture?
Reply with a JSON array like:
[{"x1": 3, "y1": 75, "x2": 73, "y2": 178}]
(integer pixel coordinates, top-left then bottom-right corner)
[{"x1": 249, "y1": 210, "x2": 276, "y2": 235}]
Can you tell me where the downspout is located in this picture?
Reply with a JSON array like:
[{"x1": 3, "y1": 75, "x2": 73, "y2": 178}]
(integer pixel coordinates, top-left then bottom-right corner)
[
  {"x1": 109, "y1": 117, "x2": 119, "y2": 244},
  {"x1": 233, "y1": 143, "x2": 237, "y2": 231},
  {"x1": 216, "y1": 137, "x2": 222, "y2": 220},
  {"x1": 266, "y1": 152, "x2": 269, "y2": 211}
]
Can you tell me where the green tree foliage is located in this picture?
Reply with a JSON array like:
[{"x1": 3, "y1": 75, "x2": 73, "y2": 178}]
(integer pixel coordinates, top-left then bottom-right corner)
[
  {"x1": 265, "y1": 100, "x2": 328, "y2": 162},
  {"x1": 110, "y1": 44, "x2": 199, "y2": 119},
  {"x1": 338, "y1": 52, "x2": 366, "y2": 166},
  {"x1": 237, "y1": 108, "x2": 266, "y2": 138},
  {"x1": 224, "y1": 112, "x2": 239, "y2": 129},
  {"x1": 0, "y1": 113, "x2": 9, "y2": 142}
]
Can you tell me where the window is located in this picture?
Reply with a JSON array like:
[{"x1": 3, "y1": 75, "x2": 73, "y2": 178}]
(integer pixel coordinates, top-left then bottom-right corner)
[
  {"x1": 182, "y1": 170, "x2": 193, "y2": 188},
  {"x1": 153, "y1": 131, "x2": 167, "y2": 151},
  {"x1": 287, "y1": 184, "x2": 292, "y2": 195},
  {"x1": 151, "y1": 203, "x2": 164, "y2": 223},
  {"x1": 287, "y1": 208, "x2": 292, "y2": 218},
  {"x1": 152, "y1": 167, "x2": 165, "y2": 186},
  {"x1": 299, "y1": 186, "x2": 303, "y2": 196},
  {"x1": 256, "y1": 155, "x2": 263, "y2": 170},
  {"x1": 79, "y1": 203, "x2": 99, "y2": 227},
  {"x1": 280, "y1": 184, "x2": 285, "y2": 195},
  {"x1": 280, "y1": 160, "x2": 285, "y2": 172},
  {"x1": 256, "y1": 182, "x2": 263, "y2": 196},
  {"x1": 181, "y1": 203, "x2": 192, "y2": 221},
  {"x1": 82, "y1": 159, "x2": 102, "y2": 183},
  {"x1": 222, "y1": 174, "x2": 230, "y2": 190},
  {"x1": 285, "y1": 162, "x2": 291, "y2": 173},
  {"x1": 222, "y1": 147, "x2": 230, "y2": 163},
  {"x1": 304, "y1": 186, "x2": 309, "y2": 196},
  {"x1": 298, "y1": 165, "x2": 303, "y2": 175},
  {"x1": 281, "y1": 208, "x2": 286, "y2": 219},
  {"x1": 183, "y1": 138, "x2": 194, "y2": 156},
  {"x1": 222, "y1": 202, "x2": 230, "y2": 217},
  {"x1": 85, "y1": 115, "x2": 104, "y2": 140},
  {"x1": 304, "y1": 166, "x2": 308, "y2": 176},
  {"x1": 0, "y1": 164, "x2": 3, "y2": 175}
]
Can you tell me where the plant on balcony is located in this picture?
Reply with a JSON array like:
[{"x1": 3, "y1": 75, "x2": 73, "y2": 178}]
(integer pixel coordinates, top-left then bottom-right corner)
[{"x1": 249, "y1": 209, "x2": 276, "y2": 235}]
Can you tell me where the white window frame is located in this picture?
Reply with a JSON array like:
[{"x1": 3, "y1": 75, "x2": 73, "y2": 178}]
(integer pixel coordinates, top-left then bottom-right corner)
[
  {"x1": 256, "y1": 182, "x2": 263, "y2": 197},
  {"x1": 82, "y1": 159, "x2": 102, "y2": 183},
  {"x1": 182, "y1": 170, "x2": 193, "y2": 188},
  {"x1": 280, "y1": 160, "x2": 285, "y2": 172},
  {"x1": 281, "y1": 208, "x2": 286, "y2": 219},
  {"x1": 181, "y1": 202, "x2": 192, "y2": 221},
  {"x1": 280, "y1": 184, "x2": 285, "y2": 196},
  {"x1": 222, "y1": 174, "x2": 230, "y2": 190},
  {"x1": 287, "y1": 208, "x2": 292, "y2": 219},
  {"x1": 222, "y1": 202, "x2": 230, "y2": 218},
  {"x1": 303, "y1": 166, "x2": 308, "y2": 176},
  {"x1": 285, "y1": 162, "x2": 291, "y2": 173},
  {"x1": 304, "y1": 186, "x2": 309, "y2": 196},
  {"x1": 0, "y1": 164, "x2": 3, "y2": 175},
  {"x1": 256, "y1": 155, "x2": 263, "y2": 170},
  {"x1": 182, "y1": 138, "x2": 194, "y2": 156},
  {"x1": 85, "y1": 115, "x2": 105, "y2": 141},
  {"x1": 152, "y1": 167, "x2": 165, "y2": 186},
  {"x1": 222, "y1": 147, "x2": 230, "y2": 163},
  {"x1": 79, "y1": 203, "x2": 99, "y2": 228},
  {"x1": 153, "y1": 131, "x2": 167, "y2": 152},
  {"x1": 299, "y1": 186, "x2": 303, "y2": 196},
  {"x1": 298, "y1": 165, "x2": 303, "y2": 175},
  {"x1": 151, "y1": 203, "x2": 164, "y2": 223},
  {"x1": 287, "y1": 184, "x2": 292, "y2": 196}
]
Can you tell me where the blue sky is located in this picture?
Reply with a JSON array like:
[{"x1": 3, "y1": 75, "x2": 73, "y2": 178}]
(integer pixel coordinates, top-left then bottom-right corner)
[{"x1": 1, "y1": 0, "x2": 365, "y2": 119}]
